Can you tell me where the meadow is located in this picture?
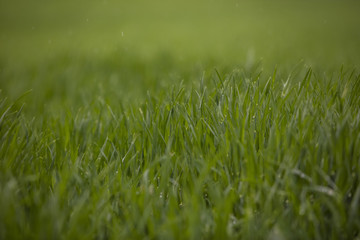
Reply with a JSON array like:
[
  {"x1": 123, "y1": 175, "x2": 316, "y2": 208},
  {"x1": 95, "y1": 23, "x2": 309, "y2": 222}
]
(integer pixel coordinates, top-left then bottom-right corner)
[{"x1": 1, "y1": 0, "x2": 360, "y2": 239}]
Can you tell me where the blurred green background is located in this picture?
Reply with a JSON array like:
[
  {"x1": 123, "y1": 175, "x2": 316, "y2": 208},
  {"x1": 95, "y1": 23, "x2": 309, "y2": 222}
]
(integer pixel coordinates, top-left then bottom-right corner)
[{"x1": 1, "y1": 0, "x2": 360, "y2": 68}]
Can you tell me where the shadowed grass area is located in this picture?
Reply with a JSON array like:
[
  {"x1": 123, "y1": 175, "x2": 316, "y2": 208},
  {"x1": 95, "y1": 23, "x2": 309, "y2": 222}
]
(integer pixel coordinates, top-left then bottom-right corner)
[{"x1": 0, "y1": 0, "x2": 360, "y2": 239}]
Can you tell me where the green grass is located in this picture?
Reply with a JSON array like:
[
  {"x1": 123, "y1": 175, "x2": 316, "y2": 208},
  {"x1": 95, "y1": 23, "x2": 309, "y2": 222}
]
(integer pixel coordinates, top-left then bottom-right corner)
[
  {"x1": 1, "y1": 0, "x2": 360, "y2": 239},
  {"x1": 1, "y1": 59, "x2": 359, "y2": 239}
]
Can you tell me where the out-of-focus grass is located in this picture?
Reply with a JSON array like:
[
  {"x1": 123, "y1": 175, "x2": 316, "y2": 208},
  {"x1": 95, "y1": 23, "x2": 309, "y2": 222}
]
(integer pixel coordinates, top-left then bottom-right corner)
[{"x1": 1, "y1": 0, "x2": 360, "y2": 68}]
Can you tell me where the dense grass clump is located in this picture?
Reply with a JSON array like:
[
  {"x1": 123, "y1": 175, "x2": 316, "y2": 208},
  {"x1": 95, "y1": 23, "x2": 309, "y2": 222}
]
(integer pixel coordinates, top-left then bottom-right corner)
[{"x1": 0, "y1": 59, "x2": 359, "y2": 239}]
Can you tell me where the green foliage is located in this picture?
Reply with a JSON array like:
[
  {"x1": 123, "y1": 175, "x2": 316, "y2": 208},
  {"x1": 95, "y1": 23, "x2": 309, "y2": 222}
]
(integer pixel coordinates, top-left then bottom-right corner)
[
  {"x1": 1, "y1": 0, "x2": 360, "y2": 239},
  {"x1": 0, "y1": 58, "x2": 359, "y2": 239}
]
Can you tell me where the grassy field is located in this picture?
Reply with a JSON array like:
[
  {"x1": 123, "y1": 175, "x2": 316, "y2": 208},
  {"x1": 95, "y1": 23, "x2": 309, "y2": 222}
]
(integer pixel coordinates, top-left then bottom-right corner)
[{"x1": 1, "y1": 0, "x2": 360, "y2": 239}]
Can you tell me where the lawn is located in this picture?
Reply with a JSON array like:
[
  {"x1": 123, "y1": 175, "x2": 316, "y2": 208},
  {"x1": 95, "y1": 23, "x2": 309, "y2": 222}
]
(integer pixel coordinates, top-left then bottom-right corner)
[{"x1": 1, "y1": 0, "x2": 360, "y2": 239}]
